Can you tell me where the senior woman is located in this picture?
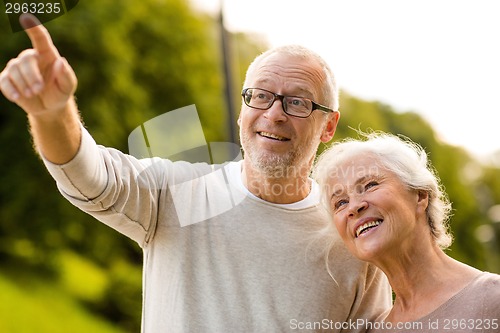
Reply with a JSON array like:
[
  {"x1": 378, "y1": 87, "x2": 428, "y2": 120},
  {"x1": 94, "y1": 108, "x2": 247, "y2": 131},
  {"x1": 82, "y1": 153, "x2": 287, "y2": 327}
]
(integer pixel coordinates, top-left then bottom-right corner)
[{"x1": 313, "y1": 132, "x2": 500, "y2": 332}]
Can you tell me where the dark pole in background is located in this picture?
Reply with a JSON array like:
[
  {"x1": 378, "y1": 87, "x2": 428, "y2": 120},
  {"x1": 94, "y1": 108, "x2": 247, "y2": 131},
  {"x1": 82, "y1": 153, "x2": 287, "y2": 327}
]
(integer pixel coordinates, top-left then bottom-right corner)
[{"x1": 219, "y1": 0, "x2": 238, "y2": 145}]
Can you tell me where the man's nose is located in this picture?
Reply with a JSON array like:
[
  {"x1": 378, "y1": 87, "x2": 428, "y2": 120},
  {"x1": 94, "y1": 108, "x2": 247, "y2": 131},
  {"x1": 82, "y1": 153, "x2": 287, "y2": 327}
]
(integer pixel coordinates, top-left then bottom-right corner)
[{"x1": 263, "y1": 98, "x2": 287, "y2": 122}]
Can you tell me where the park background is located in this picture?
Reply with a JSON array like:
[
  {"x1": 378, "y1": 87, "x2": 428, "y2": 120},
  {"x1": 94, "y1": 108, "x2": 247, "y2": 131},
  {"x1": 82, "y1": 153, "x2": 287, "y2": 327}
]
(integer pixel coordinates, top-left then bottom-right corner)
[{"x1": 1, "y1": 0, "x2": 499, "y2": 332}]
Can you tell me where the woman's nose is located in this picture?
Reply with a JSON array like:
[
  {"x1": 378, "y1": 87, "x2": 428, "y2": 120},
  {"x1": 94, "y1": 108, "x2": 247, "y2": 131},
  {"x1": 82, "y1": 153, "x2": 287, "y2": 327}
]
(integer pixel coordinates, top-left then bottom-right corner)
[{"x1": 348, "y1": 200, "x2": 368, "y2": 217}]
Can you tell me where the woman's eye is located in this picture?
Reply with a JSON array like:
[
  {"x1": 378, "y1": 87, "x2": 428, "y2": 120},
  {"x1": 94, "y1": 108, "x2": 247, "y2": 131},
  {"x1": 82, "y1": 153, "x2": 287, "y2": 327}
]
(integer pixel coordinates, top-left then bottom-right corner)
[
  {"x1": 365, "y1": 181, "x2": 378, "y2": 190},
  {"x1": 334, "y1": 199, "x2": 349, "y2": 210}
]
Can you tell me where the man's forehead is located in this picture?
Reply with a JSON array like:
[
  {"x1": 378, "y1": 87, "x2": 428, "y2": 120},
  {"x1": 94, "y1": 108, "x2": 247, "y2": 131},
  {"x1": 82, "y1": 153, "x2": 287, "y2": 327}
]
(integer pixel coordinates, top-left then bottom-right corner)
[{"x1": 251, "y1": 77, "x2": 312, "y2": 95}]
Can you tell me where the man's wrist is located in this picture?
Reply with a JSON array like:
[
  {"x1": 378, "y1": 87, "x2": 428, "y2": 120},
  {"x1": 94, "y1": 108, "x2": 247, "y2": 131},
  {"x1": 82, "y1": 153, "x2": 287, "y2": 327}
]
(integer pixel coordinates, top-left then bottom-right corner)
[{"x1": 28, "y1": 97, "x2": 78, "y2": 123}]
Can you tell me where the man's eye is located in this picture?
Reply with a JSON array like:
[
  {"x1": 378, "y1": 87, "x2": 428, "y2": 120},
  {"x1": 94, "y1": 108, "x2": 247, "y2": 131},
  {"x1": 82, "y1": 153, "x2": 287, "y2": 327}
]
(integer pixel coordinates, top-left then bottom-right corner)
[{"x1": 289, "y1": 98, "x2": 306, "y2": 106}]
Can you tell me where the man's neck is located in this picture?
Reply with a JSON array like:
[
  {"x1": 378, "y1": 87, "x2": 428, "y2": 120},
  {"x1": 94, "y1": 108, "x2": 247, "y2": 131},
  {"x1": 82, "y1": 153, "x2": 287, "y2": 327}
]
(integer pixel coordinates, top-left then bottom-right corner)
[{"x1": 241, "y1": 159, "x2": 312, "y2": 204}]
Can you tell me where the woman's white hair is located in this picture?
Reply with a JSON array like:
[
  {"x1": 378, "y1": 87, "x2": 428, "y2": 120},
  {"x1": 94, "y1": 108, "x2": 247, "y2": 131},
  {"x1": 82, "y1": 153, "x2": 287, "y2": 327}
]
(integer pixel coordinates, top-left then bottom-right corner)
[
  {"x1": 243, "y1": 45, "x2": 339, "y2": 111},
  {"x1": 312, "y1": 132, "x2": 453, "y2": 249}
]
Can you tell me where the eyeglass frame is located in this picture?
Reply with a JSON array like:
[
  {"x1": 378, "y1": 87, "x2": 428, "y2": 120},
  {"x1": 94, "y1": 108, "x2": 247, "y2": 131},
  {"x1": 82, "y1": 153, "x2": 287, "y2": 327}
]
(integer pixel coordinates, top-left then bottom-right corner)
[{"x1": 241, "y1": 87, "x2": 337, "y2": 118}]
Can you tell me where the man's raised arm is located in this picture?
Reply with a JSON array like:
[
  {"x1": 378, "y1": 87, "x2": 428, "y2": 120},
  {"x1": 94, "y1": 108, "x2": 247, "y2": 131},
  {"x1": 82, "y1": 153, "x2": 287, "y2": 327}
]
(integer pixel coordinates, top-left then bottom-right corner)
[{"x1": 0, "y1": 14, "x2": 80, "y2": 164}]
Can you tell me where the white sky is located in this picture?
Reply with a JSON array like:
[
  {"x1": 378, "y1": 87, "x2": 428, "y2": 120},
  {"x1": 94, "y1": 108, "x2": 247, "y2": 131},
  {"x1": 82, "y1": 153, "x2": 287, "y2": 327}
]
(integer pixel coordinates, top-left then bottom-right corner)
[{"x1": 192, "y1": 0, "x2": 500, "y2": 163}]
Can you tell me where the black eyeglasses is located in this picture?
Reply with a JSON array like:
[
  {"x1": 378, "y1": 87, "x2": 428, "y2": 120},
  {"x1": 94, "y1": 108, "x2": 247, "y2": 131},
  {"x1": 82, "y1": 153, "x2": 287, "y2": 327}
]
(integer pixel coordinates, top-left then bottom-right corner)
[{"x1": 241, "y1": 87, "x2": 336, "y2": 118}]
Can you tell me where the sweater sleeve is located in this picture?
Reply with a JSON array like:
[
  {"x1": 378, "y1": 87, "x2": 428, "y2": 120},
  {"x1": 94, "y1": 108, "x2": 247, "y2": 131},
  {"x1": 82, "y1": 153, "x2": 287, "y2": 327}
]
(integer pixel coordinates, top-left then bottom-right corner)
[
  {"x1": 42, "y1": 124, "x2": 108, "y2": 200},
  {"x1": 42, "y1": 125, "x2": 163, "y2": 247},
  {"x1": 346, "y1": 263, "x2": 393, "y2": 332}
]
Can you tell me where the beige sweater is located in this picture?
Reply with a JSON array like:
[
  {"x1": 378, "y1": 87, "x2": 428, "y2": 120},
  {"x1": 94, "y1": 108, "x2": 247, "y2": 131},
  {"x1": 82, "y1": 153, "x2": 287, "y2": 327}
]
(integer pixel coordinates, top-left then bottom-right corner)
[
  {"x1": 43, "y1": 126, "x2": 392, "y2": 333},
  {"x1": 369, "y1": 272, "x2": 500, "y2": 333}
]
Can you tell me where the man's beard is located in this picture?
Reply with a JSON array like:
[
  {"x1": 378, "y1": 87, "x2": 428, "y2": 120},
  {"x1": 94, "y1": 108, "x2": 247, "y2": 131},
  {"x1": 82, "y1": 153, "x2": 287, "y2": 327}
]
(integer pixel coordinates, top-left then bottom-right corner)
[
  {"x1": 249, "y1": 150, "x2": 299, "y2": 178},
  {"x1": 240, "y1": 132, "x2": 311, "y2": 179}
]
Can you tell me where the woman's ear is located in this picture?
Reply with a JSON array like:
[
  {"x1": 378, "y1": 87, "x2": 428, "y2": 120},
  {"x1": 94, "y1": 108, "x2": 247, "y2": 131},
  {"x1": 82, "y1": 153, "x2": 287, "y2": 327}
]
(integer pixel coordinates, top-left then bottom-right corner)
[{"x1": 416, "y1": 190, "x2": 429, "y2": 213}]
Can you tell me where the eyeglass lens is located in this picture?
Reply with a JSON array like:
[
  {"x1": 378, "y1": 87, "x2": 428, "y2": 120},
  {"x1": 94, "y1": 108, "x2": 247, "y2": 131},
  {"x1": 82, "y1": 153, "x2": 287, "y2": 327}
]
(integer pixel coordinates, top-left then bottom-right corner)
[{"x1": 243, "y1": 88, "x2": 312, "y2": 117}]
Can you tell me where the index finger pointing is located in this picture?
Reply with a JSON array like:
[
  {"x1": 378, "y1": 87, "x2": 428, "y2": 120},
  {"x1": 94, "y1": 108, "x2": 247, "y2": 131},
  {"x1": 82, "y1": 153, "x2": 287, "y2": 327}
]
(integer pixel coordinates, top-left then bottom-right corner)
[{"x1": 19, "y1": 14, "x2": 60, "y2": 60}]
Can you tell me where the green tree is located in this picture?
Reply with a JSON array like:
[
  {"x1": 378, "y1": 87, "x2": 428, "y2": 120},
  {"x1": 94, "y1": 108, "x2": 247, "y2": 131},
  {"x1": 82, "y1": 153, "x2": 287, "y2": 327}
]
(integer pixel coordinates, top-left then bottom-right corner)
[
  {"x1": 0, "y1": 0, "x2": 264, "y2": 330},
  {"x1": 1, "y1": 1, "x2": 498, "y2": 331}
]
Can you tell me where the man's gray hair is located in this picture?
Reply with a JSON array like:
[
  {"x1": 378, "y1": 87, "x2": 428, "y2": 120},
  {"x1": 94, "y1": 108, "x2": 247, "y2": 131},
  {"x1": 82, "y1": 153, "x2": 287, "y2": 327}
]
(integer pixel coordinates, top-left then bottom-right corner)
[{"x1": 243, "y1": 45, "x2": 339, "y2": 112}]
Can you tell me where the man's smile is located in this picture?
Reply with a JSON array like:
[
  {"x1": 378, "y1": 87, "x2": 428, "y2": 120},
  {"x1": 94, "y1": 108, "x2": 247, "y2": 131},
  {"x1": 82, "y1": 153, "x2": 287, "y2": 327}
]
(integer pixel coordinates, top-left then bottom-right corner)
[{"x1": 257, "y1": 131, "x2": 290, "y2": 141}]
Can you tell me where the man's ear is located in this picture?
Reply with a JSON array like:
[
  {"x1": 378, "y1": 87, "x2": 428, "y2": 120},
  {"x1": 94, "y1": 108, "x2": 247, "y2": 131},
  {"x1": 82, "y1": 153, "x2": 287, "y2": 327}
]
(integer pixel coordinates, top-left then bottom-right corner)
[{"x1": 320, "y1": 111, "x2": 340, "y2": 143}]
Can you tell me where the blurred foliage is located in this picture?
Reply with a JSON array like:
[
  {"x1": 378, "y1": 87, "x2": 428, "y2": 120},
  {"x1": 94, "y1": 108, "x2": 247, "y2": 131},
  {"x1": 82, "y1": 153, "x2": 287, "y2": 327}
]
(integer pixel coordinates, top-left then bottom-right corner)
[
  {"x1": 0, "y1": 0, "x2": 499, "y2": 331},
  {"x1": 0, "y1": 0, "x2": 266, "y2": 331}
]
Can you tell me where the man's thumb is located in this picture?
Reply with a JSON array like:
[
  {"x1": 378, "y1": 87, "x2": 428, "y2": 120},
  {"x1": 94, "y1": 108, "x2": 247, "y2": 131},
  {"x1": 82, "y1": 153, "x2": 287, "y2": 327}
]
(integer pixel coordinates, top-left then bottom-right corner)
[{"x1": 51, "y1": 57, "x2": 77, "y2": 95}]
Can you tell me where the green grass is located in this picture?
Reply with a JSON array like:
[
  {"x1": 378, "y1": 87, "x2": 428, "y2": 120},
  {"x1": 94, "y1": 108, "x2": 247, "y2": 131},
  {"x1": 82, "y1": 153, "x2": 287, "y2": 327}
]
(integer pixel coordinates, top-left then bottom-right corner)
[
  {"x1": 0, "y1": 258, "x2": 126, "y2": 333},
  {"x1": 57, "y1": 250, "x2": 109, "y2": 302}
]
